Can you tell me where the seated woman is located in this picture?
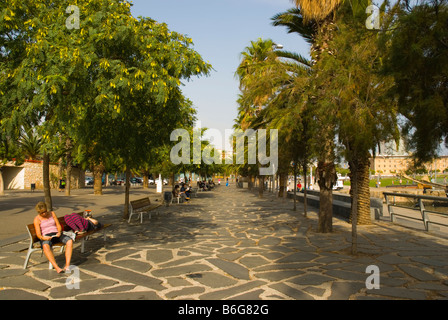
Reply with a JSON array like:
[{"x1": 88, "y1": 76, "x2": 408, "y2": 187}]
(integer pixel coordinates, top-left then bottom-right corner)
[{"x1": 33, "y1": 201, "x2": 73, "y2": 273}]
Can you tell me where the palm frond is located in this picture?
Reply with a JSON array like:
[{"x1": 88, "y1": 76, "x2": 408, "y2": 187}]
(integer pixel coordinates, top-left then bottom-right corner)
[
  {"x1": 293, "y1": 0, "x2": 344, "y2": 22},
  {"x1": 275, "y1": 50, "x2": 312, "y2": 68},
  {"x1": 271, "y1": 7, "x2": 317, "y2": 44}
]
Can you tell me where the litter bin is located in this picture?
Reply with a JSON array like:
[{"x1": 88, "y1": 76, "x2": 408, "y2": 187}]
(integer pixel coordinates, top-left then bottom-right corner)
[
  {"x1": 31, "y1": 183, "x2": 36, "y2": 192},
  {"x1": 164, "y1": 191, "x2": 172, "y2": 206}
]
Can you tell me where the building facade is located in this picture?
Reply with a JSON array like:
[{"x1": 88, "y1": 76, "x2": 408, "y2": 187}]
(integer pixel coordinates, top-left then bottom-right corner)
[
  {"x1": 1, "y1": 160, "x2": 85, "y2": 190},
  {"x1": 370, "y1": 155, "x2": 448, "y2": 176}
]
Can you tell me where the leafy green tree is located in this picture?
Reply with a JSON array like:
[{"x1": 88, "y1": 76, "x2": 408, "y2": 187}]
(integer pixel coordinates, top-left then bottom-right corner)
[
  {"x1": 1, "y1": 0, "x2": 211, "y2": 218},
  {"x1": 381, "y1": 0, "x2": 448, "y2": 163}
]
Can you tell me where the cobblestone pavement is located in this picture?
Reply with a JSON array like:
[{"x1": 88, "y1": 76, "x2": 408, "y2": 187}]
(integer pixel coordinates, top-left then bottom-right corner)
[{"x1": 1, "y1": 184, "x2": 448, "y2": 300}]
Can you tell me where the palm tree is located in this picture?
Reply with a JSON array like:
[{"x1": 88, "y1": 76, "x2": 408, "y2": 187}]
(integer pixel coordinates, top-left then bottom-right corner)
[
  {"x1": 235, "y1": 37, "x2": 316, "y2": 203},
  {"x1": 19, "y1": 126, "x2": 43, "y2": 160},
  {"x1": 290, "y1": 1, "x2": 396, "y2": 245},
  {"x1": 283, "y1": 0, "x2": 345, "y2": 233}
]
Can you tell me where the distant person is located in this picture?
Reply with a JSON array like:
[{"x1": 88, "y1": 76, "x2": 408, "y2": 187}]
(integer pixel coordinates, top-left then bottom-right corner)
[
  {"x1": 34, "y1": 202, "x2": 73, "y2": 273},
  {"x1": 172, "y1": 185, "x2": 180, "y2": 198},
  {"x1": 180, "y1": 183, "x2": 190, "y2": 201},
  {"x1": 58, "y1": 179, "x2": 66, "y2": 192}
]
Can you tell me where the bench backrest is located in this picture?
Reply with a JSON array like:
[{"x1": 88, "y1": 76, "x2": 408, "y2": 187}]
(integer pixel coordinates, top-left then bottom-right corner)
[
  {"x1": 130, "y1": 197, "x2": 151, "y2": 210},
  {"x1": 27, "y1": 212, "x2": 82, "y2": 244}
]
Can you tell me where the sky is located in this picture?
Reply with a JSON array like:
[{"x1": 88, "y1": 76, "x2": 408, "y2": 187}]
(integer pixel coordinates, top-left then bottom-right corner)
[{"x1": 129, "y1": 0, "x2": 310, "y2": 149}]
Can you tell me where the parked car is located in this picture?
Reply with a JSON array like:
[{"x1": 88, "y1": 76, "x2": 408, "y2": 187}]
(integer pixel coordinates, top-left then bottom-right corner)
[
  {"x1": 148, "y1": 179, "x2": 155, "y2": 185},
  {"x1": 130, "y1": 177, "x2": 142, "y2": 184},
  {"x1": 85, "y1": 177, "x2": 94, "y2": 186}
]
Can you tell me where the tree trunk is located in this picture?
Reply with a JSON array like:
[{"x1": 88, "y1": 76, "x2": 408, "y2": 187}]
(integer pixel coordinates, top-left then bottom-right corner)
[
  {"x1": 258, "y1": 175, "x2": 264, "y2": 198},
  {"x1": 123, "y1": 167, "x2": 131, "y2": 220},
  {"x1": 349, "y1": 156, "x2": 373, "y2": 254},
  {"x1": 317, "y1": 160, "x2": 337, "y2": 233},
  {"x1": 0, "y1": 167, "x2": 4, "y2": 195},
  {"x1": 65, "y1": 138, "x2": 72, "y2": 196},
  {"x1": 303, "y1": 163, "x2": 308, "y2": 217},
  {"x1": 357, "y1": 157, "x2": 372, "y2": 225},
  {"x1": 170, "y1": 173, "x2": 175, "y2": 188},
  {"x1": 43, "y1": 151, "x2": 53, "y2": 211},
  {"x1": 93, "y1": 163, "x2": 104, "y2": 195},
  {"x1": 143, "y1": 171, "x2": 149, "y2": 188},
  {"x1": 293, "y1": 164, "x2": 297, "y2": 211},
  {"x1": 349, "y1": 161, "x2": 358, "y2": 255},
  {"x1": 278, "y1": 173, "x2": 287, "y2": 198}
]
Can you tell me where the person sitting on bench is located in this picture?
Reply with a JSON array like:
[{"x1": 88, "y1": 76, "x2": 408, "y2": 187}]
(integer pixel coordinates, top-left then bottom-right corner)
[
  {"x1": 33, "y1": 201, "x2": 73, "y2": 273},
  {"x1": 180, "y1": 183, "x2": 190, "y2": 201},
  {"x1": 64, "y1": 211, "x2": 102, "y2": 235}
]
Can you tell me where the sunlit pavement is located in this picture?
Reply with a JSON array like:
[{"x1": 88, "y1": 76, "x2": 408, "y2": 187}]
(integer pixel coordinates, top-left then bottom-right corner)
[{"x1": 1, "y1": 184, "x2": 448, "y2": 300}]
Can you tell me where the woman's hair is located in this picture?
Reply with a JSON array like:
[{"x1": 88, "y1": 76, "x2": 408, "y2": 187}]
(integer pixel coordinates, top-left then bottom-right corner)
[{"x1": 35, "y1": 201, "x2": 47, "y2": 214}]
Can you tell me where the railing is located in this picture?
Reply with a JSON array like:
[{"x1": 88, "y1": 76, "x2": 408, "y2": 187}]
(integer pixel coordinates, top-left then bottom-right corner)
[{"x1": 383, "y1": 192, "x2": 448, "y2": 231}]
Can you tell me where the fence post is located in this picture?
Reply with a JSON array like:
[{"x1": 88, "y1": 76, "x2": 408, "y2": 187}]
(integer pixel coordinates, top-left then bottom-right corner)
[{"x1": 419, "y1": 198, "x2": 429, "y2": 231}]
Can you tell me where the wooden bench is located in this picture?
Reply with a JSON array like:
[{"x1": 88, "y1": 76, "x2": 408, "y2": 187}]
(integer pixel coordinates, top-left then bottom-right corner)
[
  {"x1": 24, "y1": 212, "x2": 112, "y2": 269},
  {"x1": 128, "y1": 197, "x2": 162, "y2": 223}
]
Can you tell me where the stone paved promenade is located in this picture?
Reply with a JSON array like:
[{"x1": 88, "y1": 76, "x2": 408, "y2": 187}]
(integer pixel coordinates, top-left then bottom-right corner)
[{"x1": 1, "y1": 184, "x2": 448, "y2": 300}]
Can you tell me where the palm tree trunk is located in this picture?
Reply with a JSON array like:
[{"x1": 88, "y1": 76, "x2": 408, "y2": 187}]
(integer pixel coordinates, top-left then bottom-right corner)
[
  {"x1": 43, "y1": 151, "x2": 53, "y2": 210},
  {"x1": 317, "y1": 159, "x2": 336, "y2": 233},
  {"x1": 357, "y1": 157, "x2": 372, "y2": 225},
  {"x1": 349, "y1": 160, "x2": 358, "y2": 254},
  {"x1": 349, "y1": 155, "x2": 373, "y2": 254}
]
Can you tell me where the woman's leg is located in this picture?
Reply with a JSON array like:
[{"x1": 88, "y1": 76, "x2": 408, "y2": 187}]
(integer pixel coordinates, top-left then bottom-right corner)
[
  {"x1": 42, "y1": 243, "x2": 63, "y2": 273},
  {"x1": 64, "y1": 239, "x2": 73, "y2": 270}
]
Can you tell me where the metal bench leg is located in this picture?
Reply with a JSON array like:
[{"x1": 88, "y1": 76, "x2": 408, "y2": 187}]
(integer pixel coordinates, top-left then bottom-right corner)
[
  {"x1": 128, "y1": 205, "x2": 134, "y2": 223},
  {"x1": 81, "y1": 238, "x2": 85, "y2": 253},
  {"x1": 23, "y1": 248, "x2": 35, "y2": 269}
]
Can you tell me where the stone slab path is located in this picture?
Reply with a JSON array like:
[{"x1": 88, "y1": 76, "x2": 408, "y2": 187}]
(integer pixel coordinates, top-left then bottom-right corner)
[{"x1": 1, "y1": 185, "x2": 448, "y2": 300}]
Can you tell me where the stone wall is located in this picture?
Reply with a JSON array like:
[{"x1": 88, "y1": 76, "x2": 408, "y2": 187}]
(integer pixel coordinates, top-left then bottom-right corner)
[
  {"x1": 22, "y1": 160, "x2": 59, "y2": 189},
  {"x1": 2, "y1": 160, "x2": 85, "y2": 190}
]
